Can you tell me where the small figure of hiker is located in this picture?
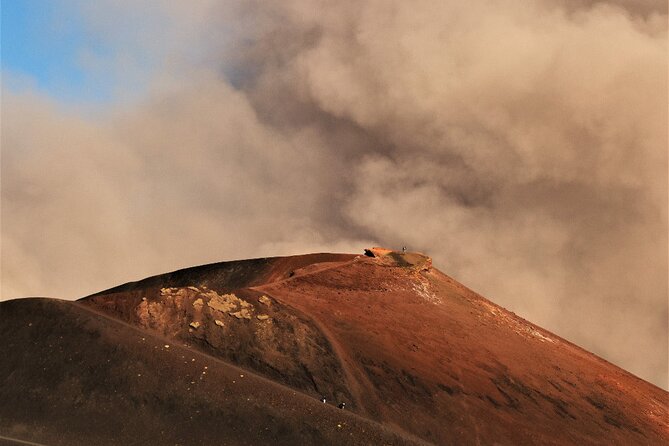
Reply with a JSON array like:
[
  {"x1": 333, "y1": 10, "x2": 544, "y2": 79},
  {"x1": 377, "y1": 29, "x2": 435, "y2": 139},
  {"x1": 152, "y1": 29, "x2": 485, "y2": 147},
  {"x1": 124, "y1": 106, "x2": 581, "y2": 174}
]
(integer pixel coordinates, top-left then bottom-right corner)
[
  {"x1": 338, "y1": 402, "x2": 346, "y2": 409},
  {"x1": 402, "y1": 246, "x2": 407, "y2": 253},
  {"x1": 320, "y1": 396, "x2": 327, "y2": 403}
]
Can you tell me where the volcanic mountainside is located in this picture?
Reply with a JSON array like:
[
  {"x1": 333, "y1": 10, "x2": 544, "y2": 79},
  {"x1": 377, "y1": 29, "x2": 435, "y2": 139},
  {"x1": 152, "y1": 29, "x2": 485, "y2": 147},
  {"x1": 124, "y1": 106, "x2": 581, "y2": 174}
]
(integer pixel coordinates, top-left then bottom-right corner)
[{"x1": 1, "y1": 249, "x2": 667, "y2": 445}]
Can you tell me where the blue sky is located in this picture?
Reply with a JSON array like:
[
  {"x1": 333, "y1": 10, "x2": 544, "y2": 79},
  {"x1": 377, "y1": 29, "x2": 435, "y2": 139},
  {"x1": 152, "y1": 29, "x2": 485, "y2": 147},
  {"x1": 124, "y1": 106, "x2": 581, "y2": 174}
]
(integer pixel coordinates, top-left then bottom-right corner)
[{"x1": 2, "y1": 0, "x2": 117, "y2": 104}]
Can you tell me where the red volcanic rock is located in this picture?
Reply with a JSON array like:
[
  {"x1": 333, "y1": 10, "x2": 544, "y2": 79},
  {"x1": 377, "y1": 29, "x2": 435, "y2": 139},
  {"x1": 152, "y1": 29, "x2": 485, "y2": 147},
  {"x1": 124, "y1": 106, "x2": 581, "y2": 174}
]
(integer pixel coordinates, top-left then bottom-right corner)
[{"x1": 1, "y1": 250, "x2": 667, "y2": 445}]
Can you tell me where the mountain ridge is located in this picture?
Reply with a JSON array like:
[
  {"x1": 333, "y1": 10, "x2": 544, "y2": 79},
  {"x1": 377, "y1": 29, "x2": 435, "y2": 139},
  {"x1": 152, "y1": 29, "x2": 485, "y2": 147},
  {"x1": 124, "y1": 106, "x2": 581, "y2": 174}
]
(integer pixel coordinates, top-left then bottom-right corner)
[{"x1": 1, "y1": 249, "x2": 667, "y2": 445}]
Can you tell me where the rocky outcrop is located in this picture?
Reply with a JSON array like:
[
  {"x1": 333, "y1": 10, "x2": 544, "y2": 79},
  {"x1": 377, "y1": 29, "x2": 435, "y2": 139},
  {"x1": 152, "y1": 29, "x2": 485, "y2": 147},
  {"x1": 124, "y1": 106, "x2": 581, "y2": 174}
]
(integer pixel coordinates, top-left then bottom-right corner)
[{"x1": 82, "y1": 284, "x2": 354, "y2": 405}]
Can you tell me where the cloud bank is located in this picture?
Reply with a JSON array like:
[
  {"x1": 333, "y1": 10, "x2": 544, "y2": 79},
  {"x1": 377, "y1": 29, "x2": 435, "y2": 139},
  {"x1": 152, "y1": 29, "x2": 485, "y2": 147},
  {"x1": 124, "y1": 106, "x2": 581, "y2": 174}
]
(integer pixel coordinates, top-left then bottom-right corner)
[{"x1": 2, "y1": 0, "x2": 666, "y2": 388}]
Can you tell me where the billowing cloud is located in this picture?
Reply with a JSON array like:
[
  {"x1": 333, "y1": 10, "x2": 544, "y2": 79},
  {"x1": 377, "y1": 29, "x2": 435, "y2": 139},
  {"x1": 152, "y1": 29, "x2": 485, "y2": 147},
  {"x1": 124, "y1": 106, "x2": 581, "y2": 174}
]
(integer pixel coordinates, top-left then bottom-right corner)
[{"x1": 2, "y1": 0, "x2": 666, "y2": 388}]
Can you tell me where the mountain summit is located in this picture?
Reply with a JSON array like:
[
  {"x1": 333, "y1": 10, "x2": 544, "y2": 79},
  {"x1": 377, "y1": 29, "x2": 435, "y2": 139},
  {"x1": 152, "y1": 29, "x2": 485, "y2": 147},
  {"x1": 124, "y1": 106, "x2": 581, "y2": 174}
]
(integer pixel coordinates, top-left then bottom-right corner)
[{"x1": 1, "y1": 249, "x2": 667, "y2": 445}]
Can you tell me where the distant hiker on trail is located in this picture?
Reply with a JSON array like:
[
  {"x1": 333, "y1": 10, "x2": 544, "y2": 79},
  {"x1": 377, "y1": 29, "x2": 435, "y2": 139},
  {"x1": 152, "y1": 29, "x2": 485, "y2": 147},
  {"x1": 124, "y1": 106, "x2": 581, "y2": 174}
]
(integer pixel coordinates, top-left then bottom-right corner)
[
  {"x1": 320, "y1": 396, "x2": 327, "y2": 403},
  {"x1": 402, "y1": 246, "x2": 407, "y2": 253},
  {"x1": 338, "y1": 402, "x2": 346, "y2": 409}
]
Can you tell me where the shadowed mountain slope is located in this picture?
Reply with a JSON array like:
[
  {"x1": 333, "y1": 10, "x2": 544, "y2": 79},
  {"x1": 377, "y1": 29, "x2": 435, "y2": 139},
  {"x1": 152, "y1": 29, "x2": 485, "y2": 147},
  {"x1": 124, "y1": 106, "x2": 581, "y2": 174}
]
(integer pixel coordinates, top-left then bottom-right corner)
[
  {"x1": 0, "y1": 297, "x2": 425, "y2": 446},
  {"x1": 1, "y1": 250, "x2": 667, "y2": 445}
]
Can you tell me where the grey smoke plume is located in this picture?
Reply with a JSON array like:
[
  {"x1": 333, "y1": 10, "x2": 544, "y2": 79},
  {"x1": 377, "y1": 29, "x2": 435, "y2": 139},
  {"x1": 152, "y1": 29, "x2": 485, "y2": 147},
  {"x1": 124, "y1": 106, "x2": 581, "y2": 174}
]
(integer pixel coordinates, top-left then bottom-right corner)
[{"x1": 2, "y1": 0, "x2": 666, "y2": 388}]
